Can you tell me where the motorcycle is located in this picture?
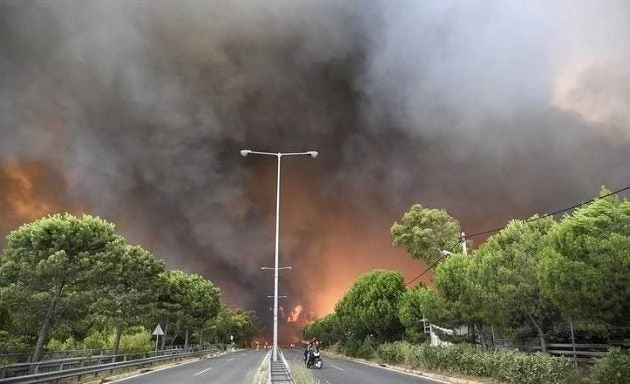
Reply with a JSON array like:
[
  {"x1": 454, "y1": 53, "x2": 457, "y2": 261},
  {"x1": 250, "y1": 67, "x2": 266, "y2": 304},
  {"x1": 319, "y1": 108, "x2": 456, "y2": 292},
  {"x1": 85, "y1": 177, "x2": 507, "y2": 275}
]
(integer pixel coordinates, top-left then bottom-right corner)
[{"x1": 306, "y1": 347, "x2": 323, "y2": 369}]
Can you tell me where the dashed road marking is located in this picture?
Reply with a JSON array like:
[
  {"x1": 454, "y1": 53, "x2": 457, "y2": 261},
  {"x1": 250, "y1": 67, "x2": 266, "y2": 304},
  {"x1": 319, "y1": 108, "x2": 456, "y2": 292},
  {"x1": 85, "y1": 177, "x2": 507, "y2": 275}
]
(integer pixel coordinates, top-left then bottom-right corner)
[
  {"x1": 330, "y1": 364, "x2": 344, "y2": 371},
  {"x1": 193, "y1": 366, "x2": 213, "y2": 376}
]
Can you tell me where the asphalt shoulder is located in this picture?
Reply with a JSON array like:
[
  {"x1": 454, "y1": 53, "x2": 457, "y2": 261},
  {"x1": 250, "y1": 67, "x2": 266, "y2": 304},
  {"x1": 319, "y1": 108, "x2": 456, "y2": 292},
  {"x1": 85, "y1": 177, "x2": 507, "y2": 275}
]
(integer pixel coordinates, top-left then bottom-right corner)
[{"x1": 322, "y1": 350, "x2": 498, "y2": 384}]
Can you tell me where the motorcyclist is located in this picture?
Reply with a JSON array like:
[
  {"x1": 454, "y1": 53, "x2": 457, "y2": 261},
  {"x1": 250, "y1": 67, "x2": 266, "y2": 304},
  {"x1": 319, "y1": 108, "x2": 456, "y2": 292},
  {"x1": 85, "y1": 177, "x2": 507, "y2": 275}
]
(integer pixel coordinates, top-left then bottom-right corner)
[{"x1": 304, "y1": 338, "x2": 319, "y2": 364}]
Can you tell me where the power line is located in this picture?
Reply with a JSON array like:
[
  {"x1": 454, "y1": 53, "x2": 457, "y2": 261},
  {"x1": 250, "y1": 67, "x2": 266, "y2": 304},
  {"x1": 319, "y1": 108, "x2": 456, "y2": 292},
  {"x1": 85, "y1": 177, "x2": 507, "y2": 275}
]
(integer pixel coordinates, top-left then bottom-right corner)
[
  {"x1": 464, "y1": 183, "x2": 630, "y2": 239},
  {"x1": 405, "y1": 240, "x2": 461, "y2": 286},
  {"x1": 404, "y1": 182, "x2": 630, "y2": 286}
]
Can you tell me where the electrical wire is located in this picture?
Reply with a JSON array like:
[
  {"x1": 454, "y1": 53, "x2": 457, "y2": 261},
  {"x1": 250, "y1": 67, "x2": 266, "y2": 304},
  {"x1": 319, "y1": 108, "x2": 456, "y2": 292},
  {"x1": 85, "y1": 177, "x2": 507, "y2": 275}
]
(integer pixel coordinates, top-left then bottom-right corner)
[
  {"x1": 404, "y1": 182, "x2": 630, "y2": 286},
  {"x1": 464, "y1": 184, "x2": 630, "y2": 239},
  {"x1": 405, "y1": 239, "x2": 462, "y2": 286}
]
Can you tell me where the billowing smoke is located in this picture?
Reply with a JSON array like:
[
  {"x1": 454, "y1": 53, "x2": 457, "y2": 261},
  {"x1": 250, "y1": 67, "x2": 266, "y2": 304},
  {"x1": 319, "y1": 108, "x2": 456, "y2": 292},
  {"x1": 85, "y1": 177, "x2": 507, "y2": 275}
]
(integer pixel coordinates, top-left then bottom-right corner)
[{"x1": 1, "y1": 0, "x2": 629, "y2": 341}]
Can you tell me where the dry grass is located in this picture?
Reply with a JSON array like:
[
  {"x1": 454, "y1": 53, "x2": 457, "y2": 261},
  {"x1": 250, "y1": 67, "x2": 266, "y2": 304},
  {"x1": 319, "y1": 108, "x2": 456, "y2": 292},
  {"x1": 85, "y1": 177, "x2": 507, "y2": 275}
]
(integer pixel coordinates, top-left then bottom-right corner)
[
  {"x1": 249, "y1": 350, "x2": 271, "y2": 384},
  {"x1": 286, "y1": 360, "x2": 319, "y2": 384}
]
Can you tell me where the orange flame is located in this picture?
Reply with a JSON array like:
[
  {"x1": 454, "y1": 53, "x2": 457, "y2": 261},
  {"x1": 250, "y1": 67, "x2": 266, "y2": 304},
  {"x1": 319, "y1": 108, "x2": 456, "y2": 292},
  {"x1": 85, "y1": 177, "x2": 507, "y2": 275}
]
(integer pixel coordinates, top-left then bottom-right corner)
[{"x1": 287, "y1": 304, "x2": 303, "y2": 323}]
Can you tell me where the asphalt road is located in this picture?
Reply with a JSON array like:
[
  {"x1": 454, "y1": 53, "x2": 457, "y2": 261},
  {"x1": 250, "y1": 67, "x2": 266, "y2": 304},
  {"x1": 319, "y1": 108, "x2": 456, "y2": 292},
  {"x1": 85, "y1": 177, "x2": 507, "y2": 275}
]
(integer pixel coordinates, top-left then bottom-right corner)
[
  {"x1": 109, "y1": 349, "x2": 267, "y2": 384},
  {"x1": 282, "y1": 348, "x2": 450, "y2": 384}
]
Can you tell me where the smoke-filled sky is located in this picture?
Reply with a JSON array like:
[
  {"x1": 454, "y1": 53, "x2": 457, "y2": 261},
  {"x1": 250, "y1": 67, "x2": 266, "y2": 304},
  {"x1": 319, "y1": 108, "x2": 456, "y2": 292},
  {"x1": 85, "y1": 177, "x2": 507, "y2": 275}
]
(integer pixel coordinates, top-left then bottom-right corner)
[{"x1": 1, "y1": 0, "x2": 630, "y2": 341}]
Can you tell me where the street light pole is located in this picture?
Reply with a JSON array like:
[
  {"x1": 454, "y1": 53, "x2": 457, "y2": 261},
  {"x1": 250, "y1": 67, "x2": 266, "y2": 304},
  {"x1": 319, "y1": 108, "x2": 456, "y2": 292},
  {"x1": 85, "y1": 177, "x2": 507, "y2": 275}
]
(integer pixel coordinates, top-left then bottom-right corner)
[
  {"x1": 273, "y1": 153, "x2": 281, "y2": 362},
  {"x1": 240, "y1": 149, "x2": 318, "y2": 361}
]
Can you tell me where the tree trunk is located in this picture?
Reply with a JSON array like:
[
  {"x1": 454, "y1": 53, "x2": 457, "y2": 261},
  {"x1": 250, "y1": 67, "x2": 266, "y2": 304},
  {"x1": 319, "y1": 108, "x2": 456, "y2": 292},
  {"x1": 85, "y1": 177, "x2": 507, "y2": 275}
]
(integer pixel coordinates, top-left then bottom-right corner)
[
  {"x1": 199, "y1": 328, "x2": 203, "y2": 351},
  {"x1": 184, "y1": 329, "x2": 189, "y2": 350},
  {"x1": 569, "y1": 321, "x2": 578, "y2": 369},
  {"x1": 169, "y1": 325, "x2": 178, "y2": 348},
  {"x1": 526, "y1": 311, "x2": 546, "y2": 353},
  {"x1": 476, "y1": 323, "x2": 488, "y2": 350},
  {"x1": 161, "y1": 323, "x2": 169, "y2": 350},
  {"x1": 467, "y1": 322, "x2": 477, "y2": 344},
  {"x1": 113, "y1": 325, "x2": 124, "y2": 357},
  {"x1": 32, "y1": 283, "x2": 64, "y2": 363}
]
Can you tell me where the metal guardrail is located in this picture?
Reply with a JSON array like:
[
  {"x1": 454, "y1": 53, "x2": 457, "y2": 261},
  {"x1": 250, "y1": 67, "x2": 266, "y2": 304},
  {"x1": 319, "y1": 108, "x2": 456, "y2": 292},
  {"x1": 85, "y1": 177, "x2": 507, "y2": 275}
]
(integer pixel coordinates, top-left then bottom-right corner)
[
  {"x1": 1, "y1": 344, "x2": 205, "y2": 365},
  {"x1": 520, "y1": 343, "x2": 615, "y2": 362},
  {"x1": 0, "y1": 347, "x2": 218, "y2": 384},
  {"x1": 268, "y1": 349, "x2": 293, "y2": 383},
  {"x1": 0, "y1": 347, "x2": 199, "y2": 379},
  {"x1": 1, "y1": 348, "x2": 118, "y2": 364}
]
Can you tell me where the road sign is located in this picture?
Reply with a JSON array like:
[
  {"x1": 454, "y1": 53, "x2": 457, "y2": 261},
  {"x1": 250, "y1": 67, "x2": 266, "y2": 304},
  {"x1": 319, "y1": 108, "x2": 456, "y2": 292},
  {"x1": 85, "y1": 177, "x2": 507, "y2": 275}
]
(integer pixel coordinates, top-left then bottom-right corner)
[
  {"x1": 230, "y1": 335, "x2": 234, "y2": 341},
  {"x1": 153, "y1": 324, "x2": 164, "y2": 336}
]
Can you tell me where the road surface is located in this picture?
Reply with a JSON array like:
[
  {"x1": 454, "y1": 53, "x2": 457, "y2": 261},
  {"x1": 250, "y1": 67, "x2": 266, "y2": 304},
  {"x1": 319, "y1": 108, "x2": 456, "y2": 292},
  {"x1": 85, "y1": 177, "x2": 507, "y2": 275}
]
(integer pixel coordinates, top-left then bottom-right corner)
[
  {"x1": 109, "y1": 349, "x2": 267, "y2": 384},
  {"x1": 283, "y1": 348, "x2": 450, "y2": 384}
]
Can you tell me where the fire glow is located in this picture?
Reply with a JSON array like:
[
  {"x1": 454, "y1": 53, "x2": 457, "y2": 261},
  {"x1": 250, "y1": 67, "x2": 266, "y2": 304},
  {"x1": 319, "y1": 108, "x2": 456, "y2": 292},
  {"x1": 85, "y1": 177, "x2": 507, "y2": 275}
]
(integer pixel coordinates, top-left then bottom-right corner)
[{"x1": 0, "y1": 161, "x2": 72, "y2": 232}]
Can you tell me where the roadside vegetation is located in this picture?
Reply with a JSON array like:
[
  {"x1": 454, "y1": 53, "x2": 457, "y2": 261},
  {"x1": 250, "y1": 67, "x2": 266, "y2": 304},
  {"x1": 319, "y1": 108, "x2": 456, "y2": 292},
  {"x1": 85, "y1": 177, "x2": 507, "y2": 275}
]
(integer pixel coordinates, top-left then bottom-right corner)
[
  {"x1": 286, "y1": 361, "x2": 318, "y2": 384},
  {"x1": 303, "y1": 187, "x2": 630, "y2": 383},
  {"x1": 0, "y1": 213, "x2": 261, "y2": 363}
]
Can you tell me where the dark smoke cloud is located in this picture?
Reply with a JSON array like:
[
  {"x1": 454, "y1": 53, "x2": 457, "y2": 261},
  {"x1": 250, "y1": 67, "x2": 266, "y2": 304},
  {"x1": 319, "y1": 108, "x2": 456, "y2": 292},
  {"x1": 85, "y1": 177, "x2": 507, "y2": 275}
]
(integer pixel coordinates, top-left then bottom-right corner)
[{"x1": 1, "y1": 0, "x2": 629, "y2": 339}]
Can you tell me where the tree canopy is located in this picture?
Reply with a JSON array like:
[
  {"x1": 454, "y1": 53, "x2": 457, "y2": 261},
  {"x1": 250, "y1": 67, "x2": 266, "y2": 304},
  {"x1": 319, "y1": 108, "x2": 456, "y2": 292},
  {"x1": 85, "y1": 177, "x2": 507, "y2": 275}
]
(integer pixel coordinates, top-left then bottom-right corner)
[
  {"x1": 335, "y1": 269, "x2": 406, "y2": 342},
  {"x1": 539, "y1": 190, "x2": 630, "y2": 331},
  {"x1": 469, "y1": 217, "x2": 560, "y2": 351},
  {"x1": 0, "y1": 214, "x2": 127, "y2": 361},
  {"x1": 0, "y1": 213, "x2": 240, "y2": 360},
  {"x1": 391, "y1": 204, "x2": 461, "y2": 264}
]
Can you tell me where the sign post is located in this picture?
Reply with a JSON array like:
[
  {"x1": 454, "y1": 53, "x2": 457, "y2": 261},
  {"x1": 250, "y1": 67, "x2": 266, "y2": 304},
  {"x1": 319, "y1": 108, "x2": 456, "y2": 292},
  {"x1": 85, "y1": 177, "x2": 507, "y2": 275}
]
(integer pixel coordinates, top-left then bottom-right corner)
[{"x1": 153, "y1": 324, "x2": 164, "y2": 354}]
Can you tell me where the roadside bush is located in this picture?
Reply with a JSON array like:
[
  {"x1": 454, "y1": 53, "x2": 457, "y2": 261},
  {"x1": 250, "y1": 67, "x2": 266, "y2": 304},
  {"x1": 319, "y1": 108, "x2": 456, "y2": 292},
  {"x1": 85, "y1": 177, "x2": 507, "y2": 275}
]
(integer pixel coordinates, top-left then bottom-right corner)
[
  {"x1": 82, "y1": 331, "x2": 109, "y2": 350},
  {"x1": 356, "y1": 337, "x2": 378, "y2": 359},
  {"x1": 589, "y1": 348, "x2": 630, "y2": 384},
  {"x1": 356, "y1": 341, "x2": 574, "y2": 384},
  {"x1": 342, "y1": 338, "x2": 361, "y2": 357},
  {"x1": 115, "y1": 327, "x2": 152, "y2": 358},
  {"x1": 46, "y1": 337, "x2": 78, "y2": 351},
  {"x1": 0, "y1": 331, "x2": 30, "y2": 365},
  {"x1": 492, "y1": 351, "x2": 573, "y2": 384},
  {"x1": 376, "y1": 341, "x2": 405, "y2": 364}
]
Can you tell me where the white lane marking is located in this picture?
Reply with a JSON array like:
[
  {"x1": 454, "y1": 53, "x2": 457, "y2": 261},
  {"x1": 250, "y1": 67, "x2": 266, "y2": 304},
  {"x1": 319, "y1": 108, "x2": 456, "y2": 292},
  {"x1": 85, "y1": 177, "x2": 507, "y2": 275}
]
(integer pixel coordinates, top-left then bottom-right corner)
[
  {"x1": 193, "y1": 366, "x2": 213, "y2": 376},
  {"x1": 107, "y1": 361, "x2": 193, "y2": 383},
  {"x1": 330, "y1": 364, "x2": 344, "y2": 371}
]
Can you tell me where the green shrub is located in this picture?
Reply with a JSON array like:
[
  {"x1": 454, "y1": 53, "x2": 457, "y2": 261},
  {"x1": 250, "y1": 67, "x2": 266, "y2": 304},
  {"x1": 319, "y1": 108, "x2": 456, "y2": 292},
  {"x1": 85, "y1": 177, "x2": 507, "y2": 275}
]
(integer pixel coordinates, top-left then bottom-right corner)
[
  {"x1": 350, "y1": 341, "x2": 574, "y2": 384},
  {"x1": 356, "y1": 337, "x2": 378, "y2": 359},
  {"x1": 401, "y1": 342, "x2": 422, "y2": 367},
  {"x1": 376, "y1": 342, "x2": 405, "y2": 364},
  {"x1": 492, "y1": 351, "x2": 573, "y2": 384},
  {"x1": 82, "y1": 331, "x2": 109, "y2": 350},
  {"x1": 0, "y1": 331, "x2": 30, "y2": 365},
  {"x1": 46, "y1": 337, "x2": 79, "y2": 351},
  {"x1": 589, "y1": 348, "x2": 630, "y2": 384},
  {"x1": 114, "y1": 327, "x2": 152, "y2": 358},
  {"x1": 342, "y1": 339, "x2": 358, "y2": 357},
  {"x1": 327, "y1": 342, "x2": 343, "y2": 355}
]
